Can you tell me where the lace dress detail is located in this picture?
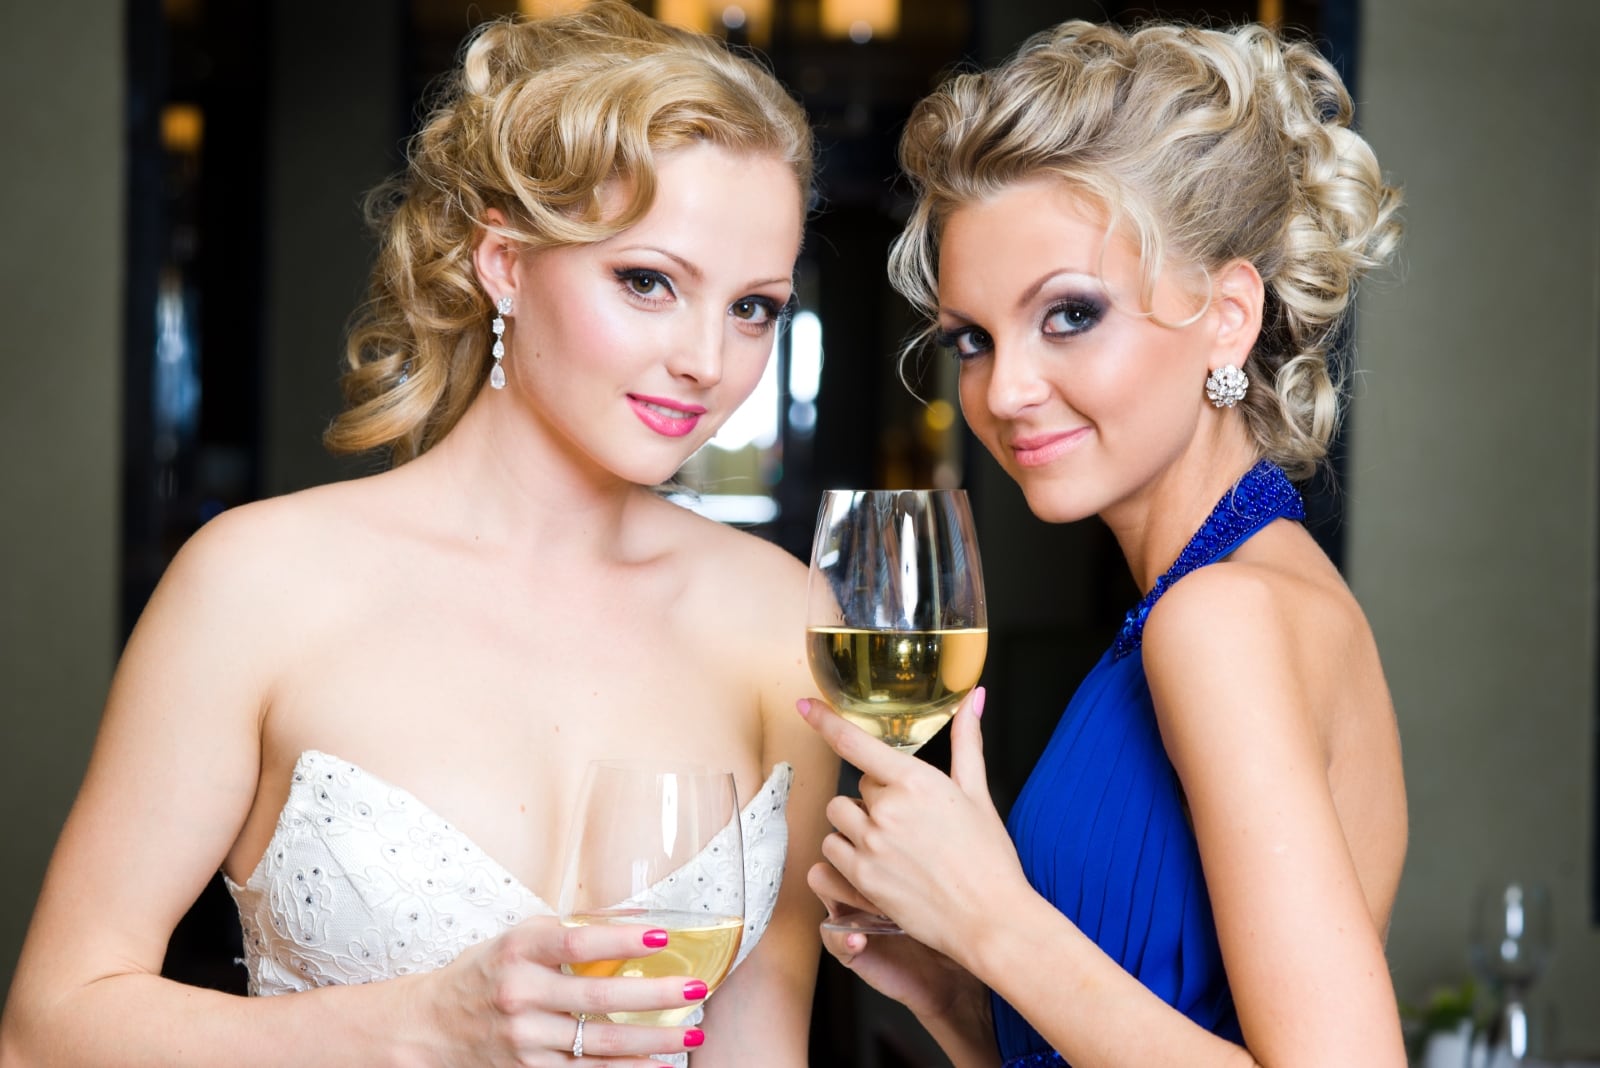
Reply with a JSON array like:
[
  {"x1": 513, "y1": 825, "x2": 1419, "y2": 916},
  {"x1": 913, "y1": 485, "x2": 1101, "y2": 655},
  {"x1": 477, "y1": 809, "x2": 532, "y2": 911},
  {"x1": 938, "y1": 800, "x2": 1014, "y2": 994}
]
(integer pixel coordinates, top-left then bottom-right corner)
[{"x1": 226, "y1": 750, "x2": 793, "y2": 1066}]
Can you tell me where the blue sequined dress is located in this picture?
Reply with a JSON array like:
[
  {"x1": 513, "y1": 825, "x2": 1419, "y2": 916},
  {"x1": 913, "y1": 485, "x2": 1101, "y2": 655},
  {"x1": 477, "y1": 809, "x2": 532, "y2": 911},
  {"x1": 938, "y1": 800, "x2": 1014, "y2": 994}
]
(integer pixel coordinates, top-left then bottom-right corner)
[{"x1": 994, "y1": 461, "x2": 1304, "y2": 1068}]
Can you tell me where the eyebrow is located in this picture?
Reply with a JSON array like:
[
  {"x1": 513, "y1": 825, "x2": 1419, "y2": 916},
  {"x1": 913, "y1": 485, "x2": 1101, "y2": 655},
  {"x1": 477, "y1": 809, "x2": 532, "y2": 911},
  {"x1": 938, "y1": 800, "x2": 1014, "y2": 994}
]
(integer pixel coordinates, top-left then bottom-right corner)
[
  {"x1": 621, "y1": 245, "x2": 792, "y2": 291},
  {"x1": 939, "y1": 267, "x2": 1103, "y2": 323},
  {"x1": 615, "y1": 245, "x2": 703, "y2": 282},
  {"x1": 1016, "y1": 268, "x2": 1102, "y2": 309}
]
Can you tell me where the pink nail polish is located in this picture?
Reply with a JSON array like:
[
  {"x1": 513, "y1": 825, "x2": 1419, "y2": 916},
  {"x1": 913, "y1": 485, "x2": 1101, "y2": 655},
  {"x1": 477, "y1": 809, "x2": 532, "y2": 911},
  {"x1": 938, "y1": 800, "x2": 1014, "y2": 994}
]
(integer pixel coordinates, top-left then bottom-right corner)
[
  {"x1": 682, "y1": 979, "x2": 708, "y2": 1000},
  {"x1": 972, "y1": 686, "x2": 987, "y2": 720},
  {"x1": 796, "y1": 698, "x2": 810, "y2": 717},
  {"x1": 684, "y1": 1028, "x2": 706, "y2": 1048},
  {"x1": 642, "y1": 929, "x2": 669, "y2": 948}
]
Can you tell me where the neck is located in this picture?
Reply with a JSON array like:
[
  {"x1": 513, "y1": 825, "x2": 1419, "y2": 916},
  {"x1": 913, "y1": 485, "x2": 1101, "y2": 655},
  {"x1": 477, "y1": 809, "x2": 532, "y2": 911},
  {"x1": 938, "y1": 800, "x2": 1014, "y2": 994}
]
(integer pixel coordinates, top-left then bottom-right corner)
[
  {"x1": 1102, "y1": 427, "x2": 1265, "y2": 594},
  {"x1": 404, "y1": 388, "x2": 646, "y2": 556}
]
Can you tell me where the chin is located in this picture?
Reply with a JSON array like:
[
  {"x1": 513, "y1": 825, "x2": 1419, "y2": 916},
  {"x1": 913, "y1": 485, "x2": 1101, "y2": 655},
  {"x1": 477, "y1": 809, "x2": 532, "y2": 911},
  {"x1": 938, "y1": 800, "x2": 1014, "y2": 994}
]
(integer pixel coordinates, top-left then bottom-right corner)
[
  {"x1": 1018, "y1": 483, "x2": 1098, "y2": 525},
  {"x1": 614, "y1": 435, "x2": 716, "y2": 489}
]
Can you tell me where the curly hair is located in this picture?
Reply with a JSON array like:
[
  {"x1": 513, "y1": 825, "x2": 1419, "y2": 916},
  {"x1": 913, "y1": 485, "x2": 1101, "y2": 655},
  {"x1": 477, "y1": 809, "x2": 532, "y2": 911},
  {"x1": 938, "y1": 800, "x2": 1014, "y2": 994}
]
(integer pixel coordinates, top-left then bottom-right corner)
[
  {"x1": 889, "y1": 20, "x2": 1402, "y2": 478},
  {"x1": 326, "y1": 0, "x2": 813, "y2": 462}
]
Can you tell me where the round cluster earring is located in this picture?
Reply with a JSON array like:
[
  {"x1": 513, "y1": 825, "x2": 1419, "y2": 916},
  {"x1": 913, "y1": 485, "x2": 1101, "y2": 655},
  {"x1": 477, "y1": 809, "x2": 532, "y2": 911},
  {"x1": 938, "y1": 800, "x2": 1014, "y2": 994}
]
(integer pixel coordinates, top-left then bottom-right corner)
[{"x1": 1204, "y1": 364, "x2": 1248, "y2": 408}]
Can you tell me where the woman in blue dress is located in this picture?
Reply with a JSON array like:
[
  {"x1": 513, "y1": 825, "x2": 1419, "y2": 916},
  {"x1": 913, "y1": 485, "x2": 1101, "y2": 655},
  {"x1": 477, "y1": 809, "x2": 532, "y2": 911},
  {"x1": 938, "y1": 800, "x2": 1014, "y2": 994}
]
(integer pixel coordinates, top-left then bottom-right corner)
[{"x1": 798, "y1": 18, "x2": 1409, "y2": 1067}]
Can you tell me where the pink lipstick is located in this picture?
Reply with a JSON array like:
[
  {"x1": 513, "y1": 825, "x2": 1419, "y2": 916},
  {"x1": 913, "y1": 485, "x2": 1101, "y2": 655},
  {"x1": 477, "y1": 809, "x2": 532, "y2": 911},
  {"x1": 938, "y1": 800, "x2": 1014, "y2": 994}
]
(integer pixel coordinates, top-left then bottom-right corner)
[
  {"x1": 1010, "y1": 427, "x2": 1089, "y2": 468},
  {"x1": 628, "y1": 394, "x2": 705, "y2": 438}
]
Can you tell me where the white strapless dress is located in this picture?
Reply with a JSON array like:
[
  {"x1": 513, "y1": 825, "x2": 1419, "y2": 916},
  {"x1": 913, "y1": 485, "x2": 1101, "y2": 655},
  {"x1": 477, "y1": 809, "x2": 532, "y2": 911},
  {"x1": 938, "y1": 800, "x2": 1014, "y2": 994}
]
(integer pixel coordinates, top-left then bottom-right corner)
[{"x1": 225, "y1": 750, "x2": 792, "y2": 1065}]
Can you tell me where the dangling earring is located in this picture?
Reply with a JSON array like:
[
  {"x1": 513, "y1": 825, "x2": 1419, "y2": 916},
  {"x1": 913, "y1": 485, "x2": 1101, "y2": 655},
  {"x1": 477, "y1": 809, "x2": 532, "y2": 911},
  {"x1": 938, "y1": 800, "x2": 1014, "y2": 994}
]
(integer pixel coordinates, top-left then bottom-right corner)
[
  {"x1": 489, "y1": 296, "x2": 512, "y2": 390},
  {"x1": 1204, "y1": 364, "x2": 1248, "y2": 408}
]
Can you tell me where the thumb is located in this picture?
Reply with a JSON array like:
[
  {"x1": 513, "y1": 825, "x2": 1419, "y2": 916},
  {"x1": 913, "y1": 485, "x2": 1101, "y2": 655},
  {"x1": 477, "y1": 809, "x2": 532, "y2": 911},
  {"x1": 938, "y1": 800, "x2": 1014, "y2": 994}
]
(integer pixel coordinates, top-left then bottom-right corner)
[{"x1": 949, "y1": 686, "x2": 994, "y2": 811}]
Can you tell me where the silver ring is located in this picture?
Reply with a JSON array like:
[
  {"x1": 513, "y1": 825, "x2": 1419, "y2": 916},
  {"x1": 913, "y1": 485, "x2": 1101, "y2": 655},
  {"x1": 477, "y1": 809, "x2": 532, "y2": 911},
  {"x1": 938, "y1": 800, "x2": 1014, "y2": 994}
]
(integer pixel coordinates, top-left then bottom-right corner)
[{"x1": 571, "y1": 1014, "x2": 585, "y2": 1058}]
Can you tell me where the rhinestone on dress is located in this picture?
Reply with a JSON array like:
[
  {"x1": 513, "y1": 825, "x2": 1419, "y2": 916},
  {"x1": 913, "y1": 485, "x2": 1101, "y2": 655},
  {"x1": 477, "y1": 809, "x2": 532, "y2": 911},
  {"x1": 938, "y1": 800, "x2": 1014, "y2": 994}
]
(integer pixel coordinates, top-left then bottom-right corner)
[{"x1": 1004, "y1": 1053, "x2": 1068, "y2": 1068}]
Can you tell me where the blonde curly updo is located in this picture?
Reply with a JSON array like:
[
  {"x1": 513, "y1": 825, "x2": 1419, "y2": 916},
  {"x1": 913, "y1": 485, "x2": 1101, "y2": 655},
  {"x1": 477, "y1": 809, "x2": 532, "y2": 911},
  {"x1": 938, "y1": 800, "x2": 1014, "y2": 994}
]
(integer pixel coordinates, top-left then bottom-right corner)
[
  {"x1": 889, "y1": 20, "x2": 1402, "y2": 479},
  {"x1": 326, "y1": 0, "x2": 813, "y2": 462}
]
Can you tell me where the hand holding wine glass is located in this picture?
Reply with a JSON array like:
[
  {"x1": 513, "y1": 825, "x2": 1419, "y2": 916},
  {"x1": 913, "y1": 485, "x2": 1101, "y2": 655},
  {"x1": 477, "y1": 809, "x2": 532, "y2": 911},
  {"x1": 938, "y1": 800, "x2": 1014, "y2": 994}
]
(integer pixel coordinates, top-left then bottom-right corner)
[
  {"x1": 558, "y1": 761, "x2": 745, "y2": 1028},
  {"x1": 805, "y1": 488, "x2": 987, "y2": 933}
]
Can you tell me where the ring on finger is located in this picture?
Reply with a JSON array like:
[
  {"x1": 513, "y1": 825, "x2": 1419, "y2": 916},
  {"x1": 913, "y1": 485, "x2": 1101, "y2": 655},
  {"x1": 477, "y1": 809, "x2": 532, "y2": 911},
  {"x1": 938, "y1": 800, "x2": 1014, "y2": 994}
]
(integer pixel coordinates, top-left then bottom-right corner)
[{"x1": 571, "y1": 1014, "x2": 585, "y2": 1058}]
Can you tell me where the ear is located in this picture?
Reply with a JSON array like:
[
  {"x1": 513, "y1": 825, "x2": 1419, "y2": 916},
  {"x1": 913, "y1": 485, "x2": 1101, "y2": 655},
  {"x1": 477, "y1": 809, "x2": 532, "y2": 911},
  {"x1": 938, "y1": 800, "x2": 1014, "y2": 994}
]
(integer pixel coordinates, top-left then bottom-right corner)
[
  {"x1": 473, "y1": 208, "x2": 519, "y2": 305},
  {"x1": 1208, "y1": 259, "x2": 1265, "y2": 371}
]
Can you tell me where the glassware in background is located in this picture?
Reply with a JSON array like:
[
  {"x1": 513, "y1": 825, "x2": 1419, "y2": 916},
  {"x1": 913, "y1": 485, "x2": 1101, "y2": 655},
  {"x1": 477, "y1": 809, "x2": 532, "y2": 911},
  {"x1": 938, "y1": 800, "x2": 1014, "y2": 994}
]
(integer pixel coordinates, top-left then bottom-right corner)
[
  {"x1": 806, "y1": 489, "x2": 988, "y2": 754},
  {"x1": 1467, "y1": 880, "x2": 1553, "y2": 1065},
  {"x1": 558, "y1": 762, "x2": 744, "y2": 1026}
]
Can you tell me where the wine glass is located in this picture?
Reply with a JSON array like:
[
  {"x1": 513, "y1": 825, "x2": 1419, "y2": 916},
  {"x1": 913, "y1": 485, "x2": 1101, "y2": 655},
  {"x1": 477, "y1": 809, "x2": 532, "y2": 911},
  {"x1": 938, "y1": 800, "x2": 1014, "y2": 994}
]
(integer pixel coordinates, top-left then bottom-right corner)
[
  {"x1": 806, "y1": 488, "x2": 987, "y2": 931},
  {"x1": 1467, "y1": 880, "x2": 1552, "y2": 1064},
  {"x1": 558, "y1": 761, "x2": 745, "y2": 1026}
]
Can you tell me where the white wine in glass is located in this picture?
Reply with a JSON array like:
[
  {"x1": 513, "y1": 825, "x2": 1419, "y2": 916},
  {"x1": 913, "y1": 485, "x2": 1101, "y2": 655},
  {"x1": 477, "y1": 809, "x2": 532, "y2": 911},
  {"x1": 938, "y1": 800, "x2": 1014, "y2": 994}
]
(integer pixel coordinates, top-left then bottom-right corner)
[
  {"x1": 558, "y1": 762, "x2": 744, "y2": 1027},
  {"x1": 806, "y1": 626, "x2": 988, "y2": 752},
  {"x1": 806, "y1": 489, "x2": 988, "y2": 754}
]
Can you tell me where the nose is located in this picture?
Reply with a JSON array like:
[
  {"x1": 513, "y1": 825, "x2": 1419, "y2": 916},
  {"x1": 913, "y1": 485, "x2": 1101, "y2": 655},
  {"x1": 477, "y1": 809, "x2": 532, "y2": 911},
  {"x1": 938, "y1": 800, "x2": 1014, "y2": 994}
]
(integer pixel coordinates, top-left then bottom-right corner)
[
  {"x1": 983, "y1": 342, "x2": 1049, "y2": 420},
  {"x1": 665, "y1": 311, "x2": 725, "y2": 388}
]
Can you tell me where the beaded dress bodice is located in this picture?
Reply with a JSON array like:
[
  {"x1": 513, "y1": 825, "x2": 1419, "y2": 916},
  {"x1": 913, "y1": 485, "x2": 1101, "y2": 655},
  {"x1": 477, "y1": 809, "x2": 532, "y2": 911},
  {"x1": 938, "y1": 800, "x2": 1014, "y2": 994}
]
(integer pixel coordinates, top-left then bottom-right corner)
[
  {"x1": 225, "y1": 749, "x2": 793, "y2": 1067},
  {"x1": 995, "y1": 461, "x2": 1305, "y2": 1068}
]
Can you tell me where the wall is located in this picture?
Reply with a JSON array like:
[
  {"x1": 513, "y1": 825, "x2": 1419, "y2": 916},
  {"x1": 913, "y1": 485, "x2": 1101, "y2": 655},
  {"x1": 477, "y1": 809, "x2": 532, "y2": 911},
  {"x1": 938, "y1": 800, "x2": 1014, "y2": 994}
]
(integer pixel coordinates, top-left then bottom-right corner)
[
  {"x1": 263, "y1": 2, "x2": 403, "y2": 494},
  {"x1": 1350, "y1": 0, "x2": 1600, "y2": 1054},
  {"x1": 0, "y1": 2, "x2": 124, "y2": 1005}
]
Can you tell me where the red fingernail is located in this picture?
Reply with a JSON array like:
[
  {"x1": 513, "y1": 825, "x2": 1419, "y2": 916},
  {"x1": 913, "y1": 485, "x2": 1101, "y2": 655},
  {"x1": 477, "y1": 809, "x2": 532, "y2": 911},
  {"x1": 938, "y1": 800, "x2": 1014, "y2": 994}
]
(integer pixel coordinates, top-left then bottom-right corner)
[
  {"x1": 643, "y1": 929, "x2": 669, "y2": 948},
  {"x1": 684, "y1": 1028, "x2": 706, "y2": 1048},
  {"x1": 683, "y1": 979, "x2": 708, "y2": 1000}
]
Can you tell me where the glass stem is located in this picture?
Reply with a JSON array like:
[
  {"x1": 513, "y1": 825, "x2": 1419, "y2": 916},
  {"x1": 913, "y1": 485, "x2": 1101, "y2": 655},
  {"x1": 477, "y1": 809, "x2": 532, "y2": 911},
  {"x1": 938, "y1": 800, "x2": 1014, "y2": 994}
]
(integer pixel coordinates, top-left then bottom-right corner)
[{"x1": 1502, "y1": 989, "x2": 1529, "y2": 1061}]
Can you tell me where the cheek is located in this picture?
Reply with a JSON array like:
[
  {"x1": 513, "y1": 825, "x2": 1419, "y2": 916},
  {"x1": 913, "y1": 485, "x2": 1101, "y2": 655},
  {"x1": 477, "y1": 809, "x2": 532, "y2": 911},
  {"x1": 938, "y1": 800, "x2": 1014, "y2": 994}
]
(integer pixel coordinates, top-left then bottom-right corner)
[
  {"x1": 957, "y1": 366, "x2": 994, "y2": 435},
  {"x1": 728, "y1": 333, "x2": 777, "y2": 393},
  {"x1": 526, "y1": 288, "x2": 627, "y2": 360},
  {"x1": 571, "y1": 301, "x2": 638, "y2": 353},
  {"x1": 1080, "y1": 324, "x2": 1191, "y2": 408},
  {"x1": 1093, "y1": 340, "x2": 1206, "y2": 444}
]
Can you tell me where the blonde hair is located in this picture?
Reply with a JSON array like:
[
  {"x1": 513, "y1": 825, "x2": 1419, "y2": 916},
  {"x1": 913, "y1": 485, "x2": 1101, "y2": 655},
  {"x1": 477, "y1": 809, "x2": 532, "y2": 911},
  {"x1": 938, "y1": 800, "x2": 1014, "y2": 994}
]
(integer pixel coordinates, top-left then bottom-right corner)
[
  {"x1": 889, "y1": 20, "x2": 1402, "y2": 478},
  {"x1": 326, "y1": 0, "x2": 813, "y2": 461}
]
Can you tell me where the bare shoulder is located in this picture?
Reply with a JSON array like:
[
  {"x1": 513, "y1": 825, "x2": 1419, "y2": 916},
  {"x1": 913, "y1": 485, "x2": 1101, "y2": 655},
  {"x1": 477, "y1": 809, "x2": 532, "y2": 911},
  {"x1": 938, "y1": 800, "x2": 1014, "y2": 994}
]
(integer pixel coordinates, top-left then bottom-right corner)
[
  {"x1": 163, "y1": 486, "x2": 314, "y2": 591},
  {"x1": 655, "y1": 498, "x2": 809, "y2": 626},
  {"x1": 140, "y1": 476, "x2": 405, "y2": 662},
  {"x1": 647, "y1": 496, "x2": 830, "y2": 750},
  {"x1": 1141, "y1": 522, "x2": 1393, "y2": 767},
  {"x1": 179, "y1": 475, "x2": 357, "y2": 550},
  {"x1": 1144, "y1": 528, "x2": 1368, "y2": 689}
]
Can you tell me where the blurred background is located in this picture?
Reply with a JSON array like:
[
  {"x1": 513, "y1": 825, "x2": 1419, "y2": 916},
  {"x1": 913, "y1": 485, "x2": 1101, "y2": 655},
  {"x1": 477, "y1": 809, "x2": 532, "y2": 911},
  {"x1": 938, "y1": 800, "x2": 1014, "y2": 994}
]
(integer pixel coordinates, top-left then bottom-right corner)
[{"x1": 1, "y1": 0, "x2": 1597, "y2": 1063}]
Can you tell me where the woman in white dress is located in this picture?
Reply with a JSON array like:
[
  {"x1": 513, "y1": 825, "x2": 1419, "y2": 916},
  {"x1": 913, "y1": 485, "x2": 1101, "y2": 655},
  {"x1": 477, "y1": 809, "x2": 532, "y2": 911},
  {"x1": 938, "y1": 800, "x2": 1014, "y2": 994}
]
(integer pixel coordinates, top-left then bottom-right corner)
[{"x1": 0, "y1": 4, "x2": 836, "y2": 1065}]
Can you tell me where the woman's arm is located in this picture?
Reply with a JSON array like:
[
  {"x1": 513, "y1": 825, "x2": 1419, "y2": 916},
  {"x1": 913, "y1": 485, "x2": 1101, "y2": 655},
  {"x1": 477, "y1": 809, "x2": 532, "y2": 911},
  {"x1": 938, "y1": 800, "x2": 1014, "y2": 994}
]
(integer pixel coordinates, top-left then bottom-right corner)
[
  {"x1": 0, "y1": 506, "x2": 355, "y2": 1065},
  {"x1": 691, "y1": 551, "x2": 838, "y2": 1067},
  {"x1": 1139, "y1": 565, "x2": 1407, "y2": 1067},
  {"x1": 800, "y1": 696, "x2": 1253, "y2": 1068},
  {"x1": 814, "y1": 914, "x2": 1002, "y2": 1068}
]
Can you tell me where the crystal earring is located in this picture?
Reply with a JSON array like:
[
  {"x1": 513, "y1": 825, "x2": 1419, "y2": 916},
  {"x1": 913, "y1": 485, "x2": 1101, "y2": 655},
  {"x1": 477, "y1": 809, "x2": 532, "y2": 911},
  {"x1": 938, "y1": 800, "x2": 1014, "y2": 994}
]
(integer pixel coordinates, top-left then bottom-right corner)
[
  {"x1": 489, "y1": 296, "x2": 512, "y2": 390},
  {"x1": 1204, "y1": 364, "x2": 1248, "y2": 408}
]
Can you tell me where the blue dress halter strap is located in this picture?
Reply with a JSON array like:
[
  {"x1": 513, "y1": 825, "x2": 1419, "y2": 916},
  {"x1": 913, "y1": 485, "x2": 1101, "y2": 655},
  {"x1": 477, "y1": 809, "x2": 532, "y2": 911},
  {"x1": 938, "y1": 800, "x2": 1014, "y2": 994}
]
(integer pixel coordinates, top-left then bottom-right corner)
[
  {"x1": 1112, "y1": 459, "x2": 1306, "y2": 661},
  {"x1": 993, "y1": 460, "x2": 1305, "y2": 1068}
]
